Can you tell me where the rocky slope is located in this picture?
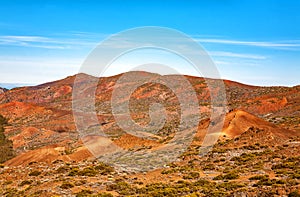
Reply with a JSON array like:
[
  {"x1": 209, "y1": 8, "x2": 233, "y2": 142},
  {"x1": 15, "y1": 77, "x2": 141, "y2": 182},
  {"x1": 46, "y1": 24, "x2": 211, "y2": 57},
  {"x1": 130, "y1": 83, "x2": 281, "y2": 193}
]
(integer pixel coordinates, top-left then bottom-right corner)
[
  {"x1": 0, "y1": 72, "x2": 299, "y2": 196},
  {"x1": 0, "y1": 87, "x2": 7, "y2": 95}
]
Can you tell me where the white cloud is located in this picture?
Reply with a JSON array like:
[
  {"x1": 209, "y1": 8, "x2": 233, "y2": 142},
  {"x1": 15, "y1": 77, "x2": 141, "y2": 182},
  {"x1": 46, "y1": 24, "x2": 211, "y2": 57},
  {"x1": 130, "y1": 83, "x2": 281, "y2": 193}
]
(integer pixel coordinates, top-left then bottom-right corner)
[
  {"x1": 0, "y1": 34, "x2": 99, "y2": 49},
  {"x1": 0, "y1": 32, "x2": 298, "y2": 86},
  {"x1": 209, "y1": 51, "x2": 266, "y2": 60},
  {"x1": 197, "y1": 38, "x2": 300, "y2": 50},
  {"x1": 2, "y1": 32, "x2": 300, "y2": 52},
  {"x1": 214, "y1": 60, "x2": 229, "y2": 65},
  {"x1": 1, "y1": 35, "x2": 50, "y2": 42}
]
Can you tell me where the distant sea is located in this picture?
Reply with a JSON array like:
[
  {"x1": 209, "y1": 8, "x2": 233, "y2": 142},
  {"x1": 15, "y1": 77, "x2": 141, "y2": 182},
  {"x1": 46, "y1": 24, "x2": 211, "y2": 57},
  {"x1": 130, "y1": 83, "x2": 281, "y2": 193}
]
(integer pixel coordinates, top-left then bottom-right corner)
[{"x1": 0, "y1": 83, "x2": 35, "y2": 90}]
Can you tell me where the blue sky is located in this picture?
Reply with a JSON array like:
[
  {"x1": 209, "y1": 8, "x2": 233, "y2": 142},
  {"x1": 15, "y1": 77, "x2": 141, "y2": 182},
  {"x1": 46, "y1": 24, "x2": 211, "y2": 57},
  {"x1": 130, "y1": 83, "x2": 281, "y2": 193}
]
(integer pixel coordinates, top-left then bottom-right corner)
[{"x1": 0, "y1": 0, "x2": 299, "y2": 86}]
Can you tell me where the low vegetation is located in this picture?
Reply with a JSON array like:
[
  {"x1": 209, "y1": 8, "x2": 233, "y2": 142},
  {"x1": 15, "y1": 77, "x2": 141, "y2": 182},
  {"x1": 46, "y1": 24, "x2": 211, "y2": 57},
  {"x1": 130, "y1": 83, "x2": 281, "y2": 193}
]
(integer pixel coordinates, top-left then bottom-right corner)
[
  {"x1": 60, "y1": 181, "x2": 74, "y2": 189},
  {"x1": 0, "y1": 115, "x2": 14, "y2": 163},
  {"x1": 213, "y1": 171, "x2": 240, "y2": 180},
  {"x1": 29, "y1": 170, "x2": 41, "y2": 176}
]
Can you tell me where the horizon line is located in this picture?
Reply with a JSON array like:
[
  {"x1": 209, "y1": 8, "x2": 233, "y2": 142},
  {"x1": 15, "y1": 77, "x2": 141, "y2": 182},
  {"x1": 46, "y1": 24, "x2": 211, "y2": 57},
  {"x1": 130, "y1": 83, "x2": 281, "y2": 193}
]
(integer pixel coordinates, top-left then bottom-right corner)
[{"x1": 1, "y1": 71, "x2": 299, "y2": 90}]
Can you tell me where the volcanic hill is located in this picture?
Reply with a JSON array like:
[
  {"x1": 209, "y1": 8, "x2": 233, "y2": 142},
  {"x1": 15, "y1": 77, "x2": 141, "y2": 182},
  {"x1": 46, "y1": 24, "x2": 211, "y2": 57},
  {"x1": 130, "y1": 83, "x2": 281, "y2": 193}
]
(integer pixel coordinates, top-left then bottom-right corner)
[{"x1": 0, "y1": 72, "x2": 299, "y2": 196}]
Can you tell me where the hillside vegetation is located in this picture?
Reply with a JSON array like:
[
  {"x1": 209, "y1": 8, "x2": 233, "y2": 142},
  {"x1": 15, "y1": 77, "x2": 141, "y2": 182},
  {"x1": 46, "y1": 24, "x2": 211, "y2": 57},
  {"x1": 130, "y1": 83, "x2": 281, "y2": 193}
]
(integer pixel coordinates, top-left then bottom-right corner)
[{"x1": 0, "y1": 115, "x2": 14, "y2": 163}]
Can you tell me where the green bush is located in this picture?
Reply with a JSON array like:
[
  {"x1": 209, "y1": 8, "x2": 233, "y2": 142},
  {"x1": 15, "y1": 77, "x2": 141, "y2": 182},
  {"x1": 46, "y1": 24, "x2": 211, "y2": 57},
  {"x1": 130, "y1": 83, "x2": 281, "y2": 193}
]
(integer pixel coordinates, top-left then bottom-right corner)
[
  {"x1": 60, "y1": 182, "x2": 74, "y2": 189},
  {"x1": 68, "y1": 167, "x2": 80, "y2": 176},
  {"x1": 106, "y1": 181, "x2": 135, "y2": 195},
  {"x1": 3, "y1": 188, "x2": 20, "y2": 197},
  {"x1": 75, "y1": 189, "x2": 93, "y2": 197},
  {"x1": 183, "y1": 172, "x2": 200, "y2": 179},
  {"x1": 253, "y1": 178, "x2": 285, "y2": 187},
  {"x1": 212, "y1": 148, "x2": 227, "y2": 154},
  {"x1": 193, "y1": 179, "x2": 211, "y2": 187},
  {"x1": 67, "y1": 163, "x2": 114, "y2": 177},
  {"x1": 289, "y1": 190, "x2": 300, "y2": 197},
  {"x1": 290, "y1": 171, "x2": 300, "y2": 179},
  {"x1": 272, "y1": 163, "x2": 294, "y2": 170},
  {"x1": 217, "y1": 182, "x2": 245, "y2": 190},
  {"x1": 3, "y1": 180, "x2": 13, "y2": 185},
  {"x1": 231, "y1": 153, "x2": 256, "y2": 164},
  {"x1": 213, "y1": 171, "x2": 239, "y2": 180},
  {"x1": 243, "y1": 145, "x2": 259, "y2": 150},
  {"x1": 19, "y1": 180, "x2": 33, "y2": 186},
  {"x1": 203, "y1": 163, "x2": 215, "y2": 170},
  {"x1": 95, "y1": 193, "x2": 113, "y2": 197},
  {"x1": 249, "y1": 175, "x2": 269, "y2": 181},
  {"x1": 95, "y1": 162, "x2": 114, "y2": 175},
  {"x1": 161, "y1": 168, "x2": 177, "y2": 174},
  {"x1": 78, "y1": 166, "x2": 98, "y2": 176},
  {"x1": 29, "y1": 170, "x2": 41, "y2": 176}
]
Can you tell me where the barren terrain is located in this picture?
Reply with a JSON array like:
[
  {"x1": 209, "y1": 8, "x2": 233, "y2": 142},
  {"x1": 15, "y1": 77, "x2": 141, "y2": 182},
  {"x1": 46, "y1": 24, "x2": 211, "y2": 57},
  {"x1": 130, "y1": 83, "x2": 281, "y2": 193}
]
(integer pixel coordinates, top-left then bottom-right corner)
[{"x1": 0, "y1": 72, "x2": 299, "y2": 196}]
